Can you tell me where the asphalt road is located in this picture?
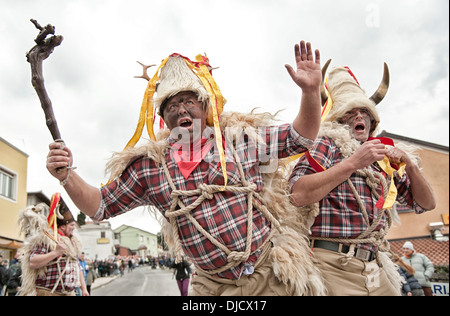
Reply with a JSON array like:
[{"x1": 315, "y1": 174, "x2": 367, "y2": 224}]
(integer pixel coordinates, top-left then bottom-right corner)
[{"x1": 92, "y1": 266, "x2": 180, "y2": 296}]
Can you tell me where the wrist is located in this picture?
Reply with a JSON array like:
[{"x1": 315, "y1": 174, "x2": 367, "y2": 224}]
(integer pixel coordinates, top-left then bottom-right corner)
[
  {"x1": 404, "y1": 160, "x2": 420, "y2": 174},
  {"x1": 341, "y1": 157, "x2": 359, "y2": 177},
  {"x1": 52, "y1": 249, "x2": 63, "y2": 258},
  {"x1": 300, "y1": 85, "x2": 320, "y2": 96},
  {"x1": 60, "y1": 168, "x2": 77, "y2": 186}
]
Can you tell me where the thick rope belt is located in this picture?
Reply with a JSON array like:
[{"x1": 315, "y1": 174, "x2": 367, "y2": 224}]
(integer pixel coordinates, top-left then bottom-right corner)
[
  {"x1": 311, "y1": 167, "x2": 393, "y2": 266},
  {"x1": 161, "y1": 144, "x2": 281, "y2": 276}
]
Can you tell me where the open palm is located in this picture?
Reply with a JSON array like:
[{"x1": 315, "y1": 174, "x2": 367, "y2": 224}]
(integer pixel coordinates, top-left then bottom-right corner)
[{"x1": 285, "y1": 41, "x2": 321, "y2": 91}]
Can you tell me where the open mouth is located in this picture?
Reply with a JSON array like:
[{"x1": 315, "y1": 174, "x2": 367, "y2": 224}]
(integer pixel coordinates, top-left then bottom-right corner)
[
  {"x1": 354, "y1": 123, "x2": 366, "y2": 132},
  {"x1": 178, "y1": 118, "x2": 193, "y2": 128}
]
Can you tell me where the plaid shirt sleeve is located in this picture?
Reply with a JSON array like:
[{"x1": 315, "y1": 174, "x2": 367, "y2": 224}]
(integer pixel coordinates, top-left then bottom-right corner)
[
  {"x1": 93, "y1": 158, "x2": 155, "y2": 221},
  {"x1": 93, "y1": 124, "x2": 311, "y2": 280},
  {"x1": 393, "y1": 169, "x2": 428, "y2": 214},
  {"x1": 258, "y1": 123, "x2": 314, "y2": 160},
  {"x1": 289, "y1": 136, "x2": 339, "y2": 187},
  {"x1": 31, "y1": 244, "x2": 78, "y2": 293},
  {"x1": 289, "y1": 136, "x2": 428, "y2": 250}
]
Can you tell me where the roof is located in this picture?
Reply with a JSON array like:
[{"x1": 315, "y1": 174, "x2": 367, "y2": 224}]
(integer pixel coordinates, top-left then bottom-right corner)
[
  {"x1": 389, "y1": 238, "x2": 449, "y2": 266},
  {"x1": 113, "y1": 224, "x2": 156, "y2": 236},
  {"x1": 27, "y1": 191, "x2": 51, "y2": 205},
  {"x1": 0, "y1": 136, "x2": 29, "y2": 157},
  {"x1": 377, "y1": 130, "x2": 449, "y2": 153}
]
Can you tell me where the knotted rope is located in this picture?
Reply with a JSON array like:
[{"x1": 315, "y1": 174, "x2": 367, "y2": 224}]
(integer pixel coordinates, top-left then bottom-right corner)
[
  {"x1": 311, "y1": 167, "x2": 394, "y2": 266},
  {"x1": 161, "y1": 143, "x2": 281, "y2": 276},
  {"x1": 46, "y1": 236, "x2": 80, "y2": 294}
]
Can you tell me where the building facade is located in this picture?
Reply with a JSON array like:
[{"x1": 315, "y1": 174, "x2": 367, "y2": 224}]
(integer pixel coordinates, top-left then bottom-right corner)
[
  {"x1": 379, "y1": 131, "x2": 449, "y2": 241},
  {"x1": 114, "y1": 225, "x2": 158, "y2": 258},
  {"x1": 0, "y1": 137, "x2": 28, "y2": 261},
  {"x1": 378, "y1": 131, "x2": 449, "y2": 295},
  {"x1": 78, "y1": 221, "x2": 116, "y2": 261}
]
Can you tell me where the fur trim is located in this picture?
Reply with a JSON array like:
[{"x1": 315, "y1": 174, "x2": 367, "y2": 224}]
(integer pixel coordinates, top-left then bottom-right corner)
[
  {"x1": 324, "y1": 66, "x2": 380, "y2": 136},
  {"x1": 18, "y1": 204, "x2": 48, "y2": 238},
  {"x1": 154, "y1": 56, "x2": 210, "y2": 115},
  {"x1": 17, "y1": 205, "x2": 82, "y2": 296},
  {"x1": 271, "y1": 226, "x2": 326, "y2": 296},
  {"x1": 105, "y1": 109, "x2": 325, "y2": 294},
  {"x1": 105, "y1": 138, "x2": 169, "y2": 182},
  {"x1": 318, "y1": 122, "x2": 360, "y2": 158},
  {"x1": 378, "y1": 251, "x2": 404, "y2": 295},
  {"x1": 297, "y1": 121, "x2": 420, "y2": 227}
]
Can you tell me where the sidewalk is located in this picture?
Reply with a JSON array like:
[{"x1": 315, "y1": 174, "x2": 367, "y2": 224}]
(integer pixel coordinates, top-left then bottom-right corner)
[{"x1": 91, "y1": 275, "x2": 119, "y2": 290}]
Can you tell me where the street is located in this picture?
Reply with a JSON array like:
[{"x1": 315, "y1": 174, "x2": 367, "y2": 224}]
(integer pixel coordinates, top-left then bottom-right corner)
[{"x1": 92, "y1": 266, "x2": 180, "y2": 296}]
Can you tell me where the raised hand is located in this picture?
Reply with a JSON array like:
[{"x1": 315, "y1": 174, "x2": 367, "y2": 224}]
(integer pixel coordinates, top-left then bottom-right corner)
[{"x1": 285, "y1": 41, "x2": 321, "y2": 92}]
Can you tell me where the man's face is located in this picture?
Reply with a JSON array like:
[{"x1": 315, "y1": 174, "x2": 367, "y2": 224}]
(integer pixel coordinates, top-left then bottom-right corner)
[
  {"x1": 403, "y1": 248, "x2": 414, "y2": 257},
  {"x1": 340, "y1": 108, "x2": 374, "y2": 142},
  {"x1": 162, "y1": 91, "x2": 208, "y2": 142},
  {"x1": 60, "y1": 222, "x2": 76, "y2": 238}
]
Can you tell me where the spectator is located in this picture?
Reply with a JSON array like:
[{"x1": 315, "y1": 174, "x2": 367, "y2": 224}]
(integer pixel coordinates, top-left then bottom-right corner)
[
  {"x1": 1, "y1": 258, "x2": 8, "y2": 296},
  {"x1": 86, "y1": 260, "x2": 96, "y2": 295},
  {"x1": 401, "y1": 241, "x2": 434, "y2": 296},
  {"x1": 171, "y1": 256, "x2": 192, "y2": 296},
  {"x1": 76, "y1": 252, "x2": 88, "y2": 296},
  {"x1": 5, "y1": 253, "x2": 22, "y2": 296},
  {"x1": 393, "y1": 254, "x2": 424, "y2": 296}
]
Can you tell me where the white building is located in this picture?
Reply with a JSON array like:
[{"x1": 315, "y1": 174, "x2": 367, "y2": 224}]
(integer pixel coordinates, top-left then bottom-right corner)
[{"x1": 77, "y1": 221, "x2": 116, "y2": 261}]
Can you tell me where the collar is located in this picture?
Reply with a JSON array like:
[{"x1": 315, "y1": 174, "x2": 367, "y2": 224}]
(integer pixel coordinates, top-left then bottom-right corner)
[{"x1": 169, "y1": 135, "x2": 214, "y2": 179}]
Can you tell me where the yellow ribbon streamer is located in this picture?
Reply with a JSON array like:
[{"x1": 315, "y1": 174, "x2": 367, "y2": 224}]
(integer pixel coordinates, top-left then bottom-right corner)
[
  {"x1": 125, "y1": 57, "x2": 169, "y2": 149},
  {"x1": 47, "y1": 193, "x2": 60, "y2": 241},
  {"x1": 118, "y1": 54, "x2": 228, "y2": 188},
  {"x1": 321, "y1": 78, "x2": 333, "y2": 123},
  {"x1": 185, "y1": 56, "x2": 227, "y2": 188},
  {"x1": 377, "y1": 156, "x2": 406, "y2": 209}
]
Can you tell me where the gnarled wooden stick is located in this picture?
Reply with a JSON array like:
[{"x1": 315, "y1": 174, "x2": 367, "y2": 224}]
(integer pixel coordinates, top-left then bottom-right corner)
[{"x1": 26, "y1": 19, "x2": 64, "y2": 141}]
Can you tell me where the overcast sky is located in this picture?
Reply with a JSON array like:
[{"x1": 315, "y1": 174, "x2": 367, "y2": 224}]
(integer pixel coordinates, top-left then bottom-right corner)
[{"x1": 1, "y1": 0, "x2": 448, "y2": 234}]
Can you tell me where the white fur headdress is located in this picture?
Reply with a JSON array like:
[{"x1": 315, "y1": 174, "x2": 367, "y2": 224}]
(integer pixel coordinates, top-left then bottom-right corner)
[
  {"x1": 154, "y1": 56, "x2": 210, "y2": 115},
  {"x1": 125, "y1": 53, "x2": 225, "y2": 148},
  {"x1": 321, "y1": 62, "x2": 390, "y2": 137}
]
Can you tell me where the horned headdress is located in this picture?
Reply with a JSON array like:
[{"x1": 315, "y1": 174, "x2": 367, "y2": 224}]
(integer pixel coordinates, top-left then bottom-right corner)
[
  {"x1": 125, "y1": 53, "x2": 228, "y2": 185},
  {"x1": 320, "y1": 60, "x2": 390, "y2": 136},
  {"x1": 47, "y1": 193, "x2": 75, "y2": 241}
]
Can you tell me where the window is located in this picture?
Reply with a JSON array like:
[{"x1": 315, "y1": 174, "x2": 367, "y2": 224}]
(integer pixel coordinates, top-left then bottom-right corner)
[{"x1": 0, "y1": 168, "x2": 16, "y2": 201}]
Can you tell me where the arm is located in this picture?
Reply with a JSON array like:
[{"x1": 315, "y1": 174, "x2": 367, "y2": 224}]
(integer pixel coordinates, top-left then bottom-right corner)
[
  {"x1": 291, "y1": 139, "x2": 386, "y2": 206},
  {"x1": 398, "y1": 269, "x2": 412, "y2": 294},
  {"x1": 46, "y1": 142, "x2": 101, "y2": 218},
  {"x1": 78, "y1": 268, "x2": 89, "y2": 296},
  {"x1": 386, "y1": 146, "x2": 436, "y2": 210},
  {"x1": 285, "y1": 41, "x2": 322, "y2": 141},
  {"x1": 29, "y1": 242, "x2": 67, "y2": 270},
  {"x1": 422, "y1": 255, "x2": 435, "y2": 279}
]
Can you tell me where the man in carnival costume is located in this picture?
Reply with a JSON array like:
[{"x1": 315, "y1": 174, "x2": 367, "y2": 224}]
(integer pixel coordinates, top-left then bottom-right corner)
[
  {"x1": 46, "y1": 41, "x2": 327, "y2": 295},
  {"x1": 289, "y1": 61, "x2": 436, "y2": 296},
  {"x1": 18, "y1": 193, "x2": 88, "y2": 296}
]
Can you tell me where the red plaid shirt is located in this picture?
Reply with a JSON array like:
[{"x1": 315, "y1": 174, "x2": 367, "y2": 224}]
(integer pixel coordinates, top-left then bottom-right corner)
[
  {"x1": 289, "y1": 136, "x2": 426, "y2": 252},
  {"x1": 30, "y1": 244, "x2": 79, "y2": 293},
  {"x1": 95, "y1": 124, "x2": 312, "y2": 279}
]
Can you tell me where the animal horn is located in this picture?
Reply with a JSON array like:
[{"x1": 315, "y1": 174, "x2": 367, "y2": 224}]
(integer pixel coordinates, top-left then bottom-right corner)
[
  {"x1": 55, "y1": 205, "x2": 64, "y2": 220},
  {"x1": 369, "y1": 62, "x2": 390, "y2": 105},
  {"x1": 134, "y1": 61, "x2": 156, "y2": 81},
  {"x1": 321, "y1": 59, "x2": 332, "y2": 106}
]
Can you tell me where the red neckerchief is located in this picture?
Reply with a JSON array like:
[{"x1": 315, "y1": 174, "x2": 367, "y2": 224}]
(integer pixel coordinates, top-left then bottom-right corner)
[
  {"x1": 170, "y1": 137, "x2": 214, "y2": 179},
  {"x1": 368, "y1": 136, "x2": 394, "y2": 146},
  {"x1": 368, "y1": 136, "x2": 400, "y2": 170}
]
